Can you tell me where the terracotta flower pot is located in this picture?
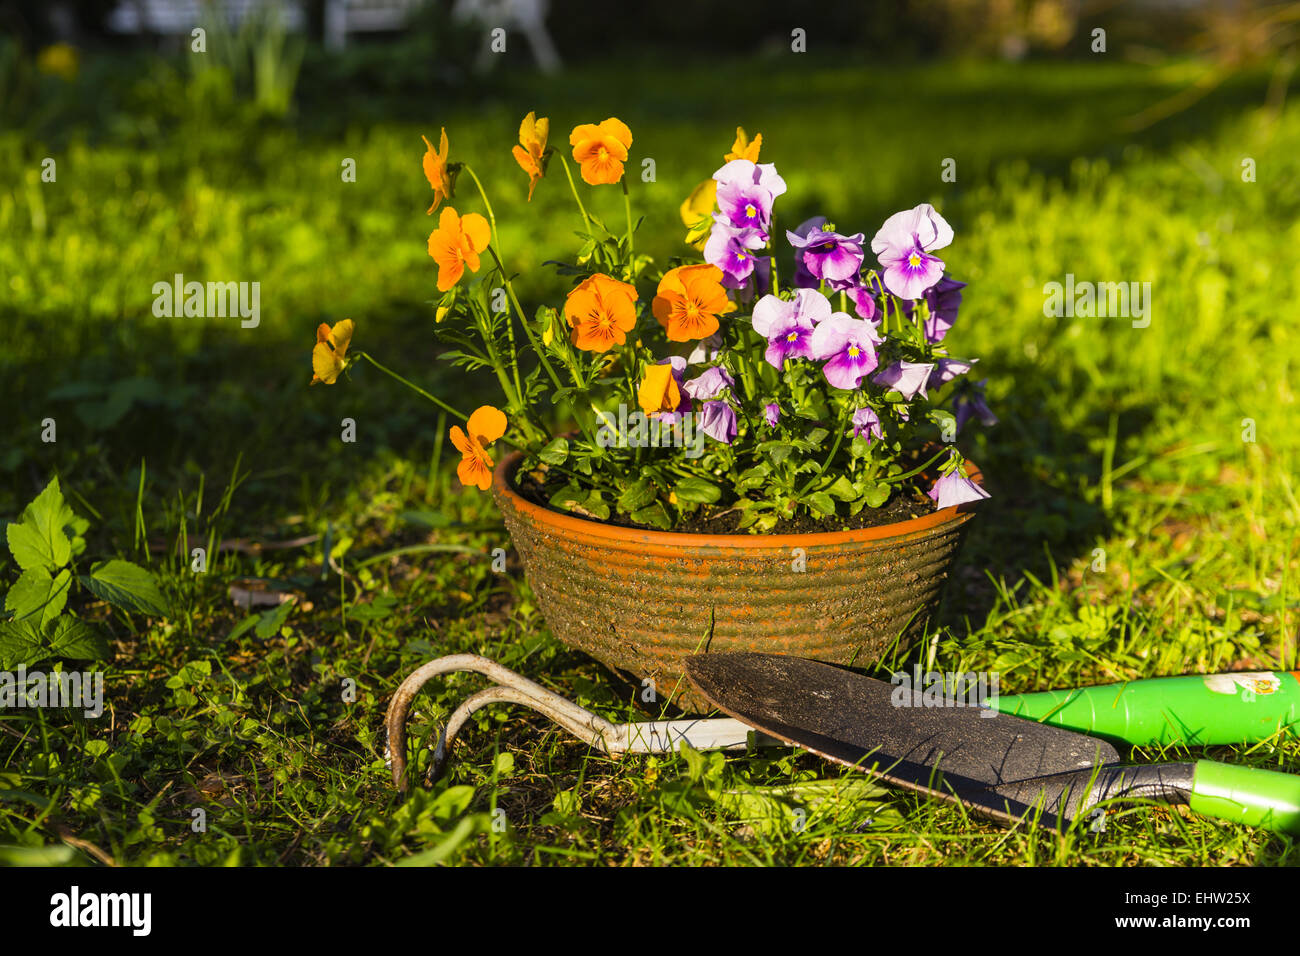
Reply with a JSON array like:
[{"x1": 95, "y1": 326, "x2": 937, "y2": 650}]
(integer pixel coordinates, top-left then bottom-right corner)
[{"x1": 492, "y1": 451, "x2": 984, "y2": 712}]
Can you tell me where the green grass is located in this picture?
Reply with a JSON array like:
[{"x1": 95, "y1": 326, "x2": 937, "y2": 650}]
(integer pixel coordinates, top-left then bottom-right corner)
[{"x1": 0, "y1": 50, "x2": 1297, "y2": 866}]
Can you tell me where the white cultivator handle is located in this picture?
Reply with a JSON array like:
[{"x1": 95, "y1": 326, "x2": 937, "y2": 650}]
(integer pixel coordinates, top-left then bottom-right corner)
[{"x1": 384, "y1": 654, "x2": 772, "y2": 791}]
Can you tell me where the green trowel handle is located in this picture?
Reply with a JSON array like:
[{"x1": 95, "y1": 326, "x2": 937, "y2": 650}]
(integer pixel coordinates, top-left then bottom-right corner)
[
  {"x1": 1191, "y1": 760, "x2": 1300, "y2": 835},
  {"x1": 993, "y1": 671, "x2": 1300, "y2": 746}
]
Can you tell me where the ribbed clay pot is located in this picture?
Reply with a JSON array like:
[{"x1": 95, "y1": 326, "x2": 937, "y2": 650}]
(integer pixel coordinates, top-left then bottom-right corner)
[{"x1": 492, "y1": 451, "x2": 983, "y2": 712}]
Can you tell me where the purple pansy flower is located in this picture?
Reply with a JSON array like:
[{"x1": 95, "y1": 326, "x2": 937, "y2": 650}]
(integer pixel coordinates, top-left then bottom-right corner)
[
  {"x1": 763, "y1": 402, "x2": 782, "y2": 427},
  {"x1": 873, "y1": 360, "x2": 935, "y2": 401},
  {"x1": 713, "y1": 159, "x2": 788, "y2": 206},
  {"x1": 704, "y1": 226, "x2": 763, "y2": 288},
  {"x1": 928, "y1": 471, "x2": 990, "y2": 509},
  {"x1": 683, "y1": 365, "x2": 734, "y2": 401},
  {"x1": 809, "y1": 312, "x2": 881, "y2": 390},
  {"x1": 870, "y1": 203, "x2": 954, "y2": 300},
  {"x1": 699, "y1": 400, "x2": 738, "y2": 444},
  {"x1": 712, "y1": 160, "x2": 786, "y2": 240},
  {"x1": 788, "y1": 220, "x2": 866, "y2": 286},
  {"x1": 903, "y1": 275, "x2": 966, "y2": 343},
  {"x1": 788, "y1": 216, "x2": 826, "y2": 288},
  {"x1": 928, "y1": 357, "x2": 977, "y2": 389},
  {"x1": 849, "y1": 284, "x2": 878, "y2": 322},
  {"x1": 851, "y1": 407, "x2": 883, "y2": 443},
  {"x1": 953, "y1": 378, "x2": 998, "y2": 433},
  {"x1": 751, "y1": 288, "x2": 832, "y2": 370}
]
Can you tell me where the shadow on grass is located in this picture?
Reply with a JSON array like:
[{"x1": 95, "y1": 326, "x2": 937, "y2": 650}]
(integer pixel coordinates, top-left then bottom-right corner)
[
  {"x1": 937, "y1": 356, "x2": 1157, "y2": 634},
  {"x1": 0, "y1": 305, "x2": 500, "y2": 535}
]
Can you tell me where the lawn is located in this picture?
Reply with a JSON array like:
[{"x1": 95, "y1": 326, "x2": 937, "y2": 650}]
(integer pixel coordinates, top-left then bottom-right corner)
[{"x1": 1, "y1": 47, "x2": 1298, "y2": 866}]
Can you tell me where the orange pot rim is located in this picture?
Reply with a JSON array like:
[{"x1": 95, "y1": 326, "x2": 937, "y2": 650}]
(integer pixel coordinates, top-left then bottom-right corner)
[{"x1": 492, "y1": 449, "x2": 984, "y2": 550}]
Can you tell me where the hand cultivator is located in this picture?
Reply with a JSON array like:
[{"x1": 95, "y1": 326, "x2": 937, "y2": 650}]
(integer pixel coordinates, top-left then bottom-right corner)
[
  {"x1": 383, "y1": 654, "x2": 773, "y2": 791},
  {"x1": 385, "y1": 652, "x2": 1300, "y2": 836}
]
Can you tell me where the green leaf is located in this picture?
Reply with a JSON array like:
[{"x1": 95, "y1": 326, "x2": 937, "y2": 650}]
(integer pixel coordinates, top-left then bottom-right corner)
[
  {"x1": 825, "y1": 475, "x2": 858, "y2": 501},
  {"x1": 44, "y1": 616, "x2": 110, "y2": 661},
  {"x1": 548, "y1": 483, "x2": 584, "y2": 509},
  {"x1": 66, "y1": 513, "x2": 90, "y2": 558},
  {"x1": 631, "y1": 502, "x2": 671, "y2": 529},
  {"x1": 734, "y1": 499, "x2": 771, "y2": 529},
  {"x1": 5, "y1": 478, "x2": 72, "y2": 572},
  {"x1": 0, "y1": 620, "x2": 47, "y2": 669},
  {"x1": 538, "y1": 436, "x2": 569, "y2": 466},
  {"x1": 805, "y1": 492, "x2": 837, "y2": 517},
  {"x1": 617, "y1": 478, "x2": 657, "y2": 513},
  {"x1": 348, "y1": 594, "x2": 396, "y2": 622},
  {"x1": 226, "y1": 614, "x2": 260, "y2": 643},
  {"x1": 255, "y1": 599, "x2": 296, "y2": 638},
  {"x1": 0, "y1": 615, "x2": 111, "y2": 668},
  {"x1": 860, "y1": 482, "x2": 891, "y2": 508},
  {"x1": 766, "y1": 443, "x2": 794, "y2": 464},
  {"x1": 579, "y1": 491, "x2": 610, "y2": 520},
  {"x1": 0, "y1": 844, "x2": 79, "y2": 867},
  {"x1": 674, "y1": 477, "x2": 722, "y2": 504},
  {"x1": 394, "y1": 817, "x2": 480, "y2": 866},
  {"x1": 80, "y1": 560, "x2": 170, "y2": 617},
  {"x1": 5, "y1": 567, "x2": 71, "y2": 627},
  {"x1": 928, "y1": 408, "x2": 956, "y2": 429},
  {"x1": 431, "y1": 784, "x2": 477, "y2": 820}
]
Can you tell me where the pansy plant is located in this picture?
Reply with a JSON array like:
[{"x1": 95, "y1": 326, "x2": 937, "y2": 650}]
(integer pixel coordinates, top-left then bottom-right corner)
[{"x1": 309, "y1": 119, "x2": 993, "y2": 532}]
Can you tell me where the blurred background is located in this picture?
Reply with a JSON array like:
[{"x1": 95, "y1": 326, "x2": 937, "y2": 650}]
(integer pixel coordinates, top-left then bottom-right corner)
[{"x1": 1, "y1": 0, "x2": 1298, "y2": 612}]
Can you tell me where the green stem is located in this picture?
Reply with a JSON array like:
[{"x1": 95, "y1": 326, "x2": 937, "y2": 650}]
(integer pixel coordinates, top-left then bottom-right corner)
[
  {"x1": 357, "y1": 352, "x2": 467, "y2": 422},
  {"x1": 558, "y1": 154, "x2": 592, "y2": 234},
  {"x1": 462, "y1": 163, "x2": 567, "y2": 432},
  {"x1": 561, "y1": 354, "x2": 601, "y2": 450},
  {"x1": 621, "y1": 175, "x2": 634, "y2": 274},
  {"x1": 472, "y1": 306, "x2": 525, "y2": 418},
  {"x1": 768, "y1": 213, "x2": 779, "y2": 296},
  {"x1": 796, "y1": 411, "x2": 847, "y2": 498},
  {"x1": 485, "y1": 245, "x2": 566, "y2": 396},
  {"x1": 359, "y1": 352, "x2": 588, "y2": 483},
  {"x1": 463, "y1": 164, "x2": 524, "y2": 401},
  {"x1": 881, "y1": 447, "x2": 951, "y2": 486}
]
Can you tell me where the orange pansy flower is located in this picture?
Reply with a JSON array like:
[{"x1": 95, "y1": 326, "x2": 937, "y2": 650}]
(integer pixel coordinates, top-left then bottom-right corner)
[
  {"x1": 569, "y1": 118, "x2": 633, "y2": 186},
  {"x1": 310, "y1": 319, "x2": 354, "y2": 385},
  {"x1": 512, "y1": 111, "x2": 549, "y2": 201},
  {"x1": 427, "y1": 206, "x2": 491, "y2": 292},
  {"x1": 679, "y1": 179, "x2": 717, "y2": 251},
  {"x1": 637, "y1": 363, "x2": 682, "y2": 418},
  {"x1": 564, "y1": 273, "x2": 639, "y2": 353},
  {"x1": 724, "y1": 126, "x2": 762, "y2": 162},
  {"x1": 652, "y1": 264, "x2": 735, "y2": 343},
  {"x1": 422, "y1": 128, "x2": 453, "y2": 215},
  {"x1": 450, "y1": 405, "x2": 507, "y2": 491}
]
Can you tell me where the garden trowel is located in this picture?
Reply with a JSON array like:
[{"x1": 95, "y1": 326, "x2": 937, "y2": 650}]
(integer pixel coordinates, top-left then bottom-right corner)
[{"x1": 685, "y1": 652, "x2": 1300, "y2": 835}]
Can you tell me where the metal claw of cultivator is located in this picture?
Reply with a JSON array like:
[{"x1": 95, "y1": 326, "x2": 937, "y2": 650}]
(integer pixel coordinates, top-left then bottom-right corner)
[{"x1": 383, "y1": 654, "x2": 770, "y2": 791}]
